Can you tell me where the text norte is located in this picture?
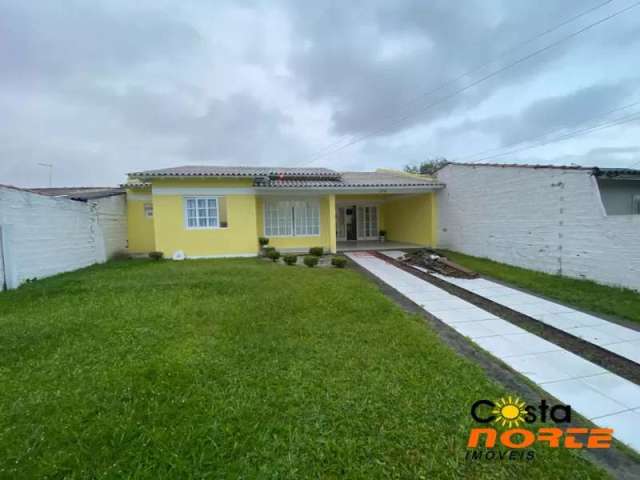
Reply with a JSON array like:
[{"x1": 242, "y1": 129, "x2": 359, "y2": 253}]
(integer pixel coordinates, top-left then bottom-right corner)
[{"x1": 467, "y1": 398, "x2": 613, "y2": 450}]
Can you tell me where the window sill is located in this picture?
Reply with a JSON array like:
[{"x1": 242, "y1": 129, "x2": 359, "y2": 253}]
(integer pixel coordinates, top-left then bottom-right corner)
[
  {"x1": 266, "y1": 234, "x2": 321, "y2": 238},
  {"x1": 185, "y1": 226, "x2": 229, "y2": 231}
]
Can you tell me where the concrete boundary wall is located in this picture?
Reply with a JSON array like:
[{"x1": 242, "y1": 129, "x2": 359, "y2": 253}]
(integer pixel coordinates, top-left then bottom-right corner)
[
  {"x1": 436, "y1": 164, "x2": 640, "y2": 291},
  {"x1": 0, "y1": 186, "x2": 126, "y2": 290}
]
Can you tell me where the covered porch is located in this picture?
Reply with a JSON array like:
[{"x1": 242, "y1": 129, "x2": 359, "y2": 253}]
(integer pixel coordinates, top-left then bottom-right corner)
[{"x1": 335, "y1": 192, "x2": 438, "y2": 251}]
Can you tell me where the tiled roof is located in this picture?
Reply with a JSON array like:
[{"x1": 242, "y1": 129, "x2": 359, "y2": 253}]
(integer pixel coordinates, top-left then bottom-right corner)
[
  {"x1": 439, "y1": 162, "x2": 640, "y2": 178},
  {"x1": 257, "y1": 171, "x2": 443, "y2": 189},
  {"x1": 127, "y1": 165, "x2": 444, "y2": 190},
  {"x1": 28, "y1": 187, "x2": 124, "y2": 200},
  {"x1": 593, "y1": 167, "x2": 640, "y2": 178},
  {"x1": 340, "y1": 171, "x2": 442, "y2": 187},
  {"x1": 441, "y1": 162, "x2": 594, "y2": 171},
  {"x1": 121, "y1": 182, "x2": 151, "y2": 189},
  {"x1": 129, "y1": 165, "x2": 341, "y2": 179}
]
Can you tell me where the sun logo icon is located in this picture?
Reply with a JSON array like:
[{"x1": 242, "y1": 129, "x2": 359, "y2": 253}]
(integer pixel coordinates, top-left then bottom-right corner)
[{"x1": 492, "y1": 396, "x2": 528, "y2": 428}]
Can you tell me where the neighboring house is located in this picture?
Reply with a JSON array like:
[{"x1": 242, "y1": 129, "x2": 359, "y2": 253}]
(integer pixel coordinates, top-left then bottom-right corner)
[
  {"x1": 124, "y1": 166, "x2": 443, "y2": 257},
  {"x1": 436, "y1": 163, "x2": 640, "y2": 291},
  {"x1": 0, "y1": 186, "x2": 127, "y2": 290}
]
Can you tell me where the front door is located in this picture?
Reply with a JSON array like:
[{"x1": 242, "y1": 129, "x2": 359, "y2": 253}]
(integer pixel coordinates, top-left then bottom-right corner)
[
  {"x1": 346, "y1": 207, "x2": 357, "y2": 240},
  {"x1": 337, "y1": 206, "x2": 358, "y2": 241}
]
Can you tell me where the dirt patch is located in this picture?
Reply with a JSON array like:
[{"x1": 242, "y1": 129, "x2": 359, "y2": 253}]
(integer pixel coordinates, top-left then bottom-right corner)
[{"x1": 348, "y1": 259, "x2": 640, "y2": 479}]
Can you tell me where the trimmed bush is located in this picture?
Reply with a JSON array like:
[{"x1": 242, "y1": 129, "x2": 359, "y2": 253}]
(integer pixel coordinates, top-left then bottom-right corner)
[
  {"x1": 149, "y1": 251, "x2": 164, "y2": 261},
  {"x1": 303, "y1": 255, "x2": 319, "y2": 268},
  {"x1": 379, "y1": 230, "x2": 387, "y2": 237},
  {"x1": 258, "y1": 237, "x2": 270, "y2": 247},
  {"x1": 309, "y1": 247, "x2": 324, "y2": 257},
  {"x1": 266, "y1": 250, "x2": 281, "y2": 262},
  {"x1": 283, "y1": 254, "x2": 298, "y2": 266},
  {"x1": 331, "y1": 256, "x2": 347, "y2": 269}
]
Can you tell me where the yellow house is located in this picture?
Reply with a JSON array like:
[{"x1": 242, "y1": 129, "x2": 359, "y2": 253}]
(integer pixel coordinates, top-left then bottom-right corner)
[{"x1": 125, "y1": 166, "x2": 444, "y2": 257}]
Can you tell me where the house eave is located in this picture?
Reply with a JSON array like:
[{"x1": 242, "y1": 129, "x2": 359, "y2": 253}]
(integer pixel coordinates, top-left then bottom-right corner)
[{"x1": 254, "y1": 185, "x2": 444, "y2": 194}]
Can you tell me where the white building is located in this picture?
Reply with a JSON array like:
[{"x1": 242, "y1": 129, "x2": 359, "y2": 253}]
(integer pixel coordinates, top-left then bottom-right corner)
[{"x1": 436, "y1": 163, "x2": 640, "y2": 291}]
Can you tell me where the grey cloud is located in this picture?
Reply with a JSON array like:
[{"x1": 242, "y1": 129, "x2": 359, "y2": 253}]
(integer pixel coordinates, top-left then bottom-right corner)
[
  {"x1": 537, "y1": 145, "x2": 640, "y2": 168},
  {"x1": 0, "y1": 86, "x2": 306, "y2": 187},
  {"x1": 284, "y1": 0, "x2": 621, "y2": 138},
  {"x1": 186, "y1": 93, "x2": 305, "y2": 164},
  {"x1": 439, "y1": 80, "x2": 639, "y2": 148},
  {"x1": 0, "y1": 0, "x2": 639, "y2": 189},
  {"x1": 499, "y1": 82, "x2": 637, "y2": 144},
  {"x1": 0, "y1": 0, "x2": 201, "y2": 88}
]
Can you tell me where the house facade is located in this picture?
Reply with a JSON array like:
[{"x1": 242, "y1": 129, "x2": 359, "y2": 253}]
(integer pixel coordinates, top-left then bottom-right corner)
[{"x1": 125, "y1": 166, "x2": 443, "y2": 257}]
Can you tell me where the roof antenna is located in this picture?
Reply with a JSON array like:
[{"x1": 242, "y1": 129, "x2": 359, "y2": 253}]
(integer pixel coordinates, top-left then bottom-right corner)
[{"x1": 37, "y1": 163, "x2": 53, "y2": 187}]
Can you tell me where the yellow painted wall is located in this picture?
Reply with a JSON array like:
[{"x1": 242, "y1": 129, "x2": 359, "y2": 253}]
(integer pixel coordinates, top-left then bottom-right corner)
[
  {"x1": 153, "y1": 193, "x2": 259, "y2": 257},
  {"x1": 255, "y1": 196, "x2": 334, "y2": 252},
  {"x1": 126, "y1": 189, "x2": 156, "y2": 253},
  {"x1": 381, "y1": 193, "x2": 436, "y2": 246}
]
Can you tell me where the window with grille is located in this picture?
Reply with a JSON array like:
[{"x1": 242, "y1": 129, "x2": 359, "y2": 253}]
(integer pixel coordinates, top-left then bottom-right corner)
[
  {"x1": 264, "y1": 199, "x2": 320, "y2": 236},
  {"x1": 185, "y1": 197, "x2": 219, "y2": 229}
]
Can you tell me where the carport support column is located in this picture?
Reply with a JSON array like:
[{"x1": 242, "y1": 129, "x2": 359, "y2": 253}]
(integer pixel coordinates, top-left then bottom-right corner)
[
  {"x1": 430, "y1": 191, "x2": 438, "y2": 247},
  {"x1": 328, "y1": 194, "x2": 337, "y2": 253}
]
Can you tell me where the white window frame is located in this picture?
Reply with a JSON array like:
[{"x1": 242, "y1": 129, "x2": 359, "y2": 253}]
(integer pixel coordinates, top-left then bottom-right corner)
[
  {"x1": 184, "y1": 196, "x2": 221, "y2": 230},
  {"x1": 263, "y1": 199, "x2": 321, "y2": 237},
  {"x1": 356, "y1": 205, "x2": 379, "y2": 240}
]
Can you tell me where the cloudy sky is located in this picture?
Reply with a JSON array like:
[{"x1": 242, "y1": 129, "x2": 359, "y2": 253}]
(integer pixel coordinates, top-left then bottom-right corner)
[{"x1": 1, "y1": 0, "x2": 639, "y2": 187}]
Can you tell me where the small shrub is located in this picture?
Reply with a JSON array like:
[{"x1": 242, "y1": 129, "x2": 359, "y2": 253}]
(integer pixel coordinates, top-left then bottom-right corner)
[
  {"x1": 304, "y1": 255, "x2": 319, "y2": 268},
  {"x1": 331, "y1": 256, "x2": 347, "y2": 268},
  {"x1": 149, "y1": 251, "x2": 164, "y2": 261},
  {"x1": 261, "y1": 246, "x2": 276, "y2": 257},
  {"x1": 309, "y1": 247, "x2": 324, "y2": 257},
  {"x1": 283, "y1": 254, "x2": 298, "y2": 266},
  {"x1": 258, "y1": 237, "x2": 270, "y2": 247},
  {"x1": 267, "y1": 250, "x2": 281, "y2": 262},
  {"x1": 379, "y1": 230, "x2": 387, "y2": 237}
]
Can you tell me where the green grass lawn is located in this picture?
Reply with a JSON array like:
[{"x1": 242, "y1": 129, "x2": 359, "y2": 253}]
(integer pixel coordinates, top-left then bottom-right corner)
[
  {"x1": 441, "y1": 250, "x2": 640, "y2": 326},
  {"x1": 0, "y1": 259, "x2": 609, "y2": 479}
]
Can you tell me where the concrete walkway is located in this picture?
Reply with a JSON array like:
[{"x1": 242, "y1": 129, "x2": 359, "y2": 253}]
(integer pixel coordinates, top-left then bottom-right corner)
[
  {"x1": 347, "y1": 251, "x2": 640, "y2": 452},
  {"x1": 429, "y1": 273, "x2": 640, "y2": 365},
  {"x1": 381, "y1": 250, "x2": 640, "y2": 365}
]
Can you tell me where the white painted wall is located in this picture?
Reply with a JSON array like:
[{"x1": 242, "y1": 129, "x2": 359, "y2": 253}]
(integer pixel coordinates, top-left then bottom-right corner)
[
  {"x1": 0, "y1": 187, "x2": 127, "y2": 290},
  {"x1": 92, "y1": 195, "x2": 127, "y2": 259},
  {"x1": 436, "y1": 164, "x2": 640, "y2": 291}
]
